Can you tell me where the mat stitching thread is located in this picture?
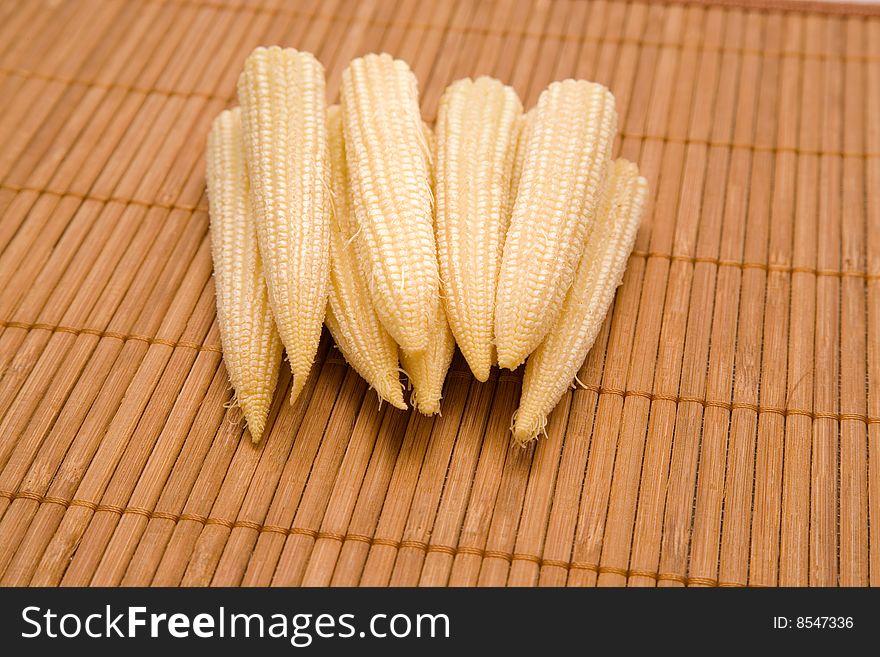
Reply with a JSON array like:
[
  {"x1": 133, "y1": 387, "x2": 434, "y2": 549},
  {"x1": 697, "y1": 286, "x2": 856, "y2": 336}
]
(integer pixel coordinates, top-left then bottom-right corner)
[
  {"x1": 0, "y1": 489, "x2": 746, "y2": 585},
  {"x1": 620, "y1": 131, "x2": 880, "y2": 158},
  {"x1": 575, "y1": 383, "x2": 860, "y2": 423},
  {"x1": 1, "y1": 182, "x2": 206, "y2": 214},
  {"x1": 4, "y1": 50, "x2": 878, "y2": 123},
  {"x1": 0, "y1": 66, "x2": 227, "y2": 103},
  {"x1": 0, "y1": 319, "x2": 222, "y2": 353},
  {"x1": 447, "y1": 372, "x2": 870, "y2": 424},
  {"x1": 629, "y1": 250, "x2": 880, "y2": 280},
  {"x1": 6, "y1": 185, "x2": 876, "y2": 280},
  {"x1": 0, "y1": 318, "x2": 866, "y2": 421},
  {"x1": 141, "y1": 0, "x2": 880, "y2": 60}
]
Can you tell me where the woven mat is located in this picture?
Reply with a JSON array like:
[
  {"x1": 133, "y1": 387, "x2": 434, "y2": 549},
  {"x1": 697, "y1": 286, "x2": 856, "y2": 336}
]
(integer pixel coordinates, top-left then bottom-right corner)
[{"x1": 0, "y1": 0, "x2": 877, "y2": 587}]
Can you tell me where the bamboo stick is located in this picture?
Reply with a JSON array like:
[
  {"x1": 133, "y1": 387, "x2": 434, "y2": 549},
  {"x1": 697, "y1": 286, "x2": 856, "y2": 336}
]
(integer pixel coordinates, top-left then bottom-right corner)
[
  {"x1": 291, "y1": 405, "x2": 392, "y2": 586},
  {"x1": 0, "y1": 0, "x2": 86, "y2": 117},
  {"x1": 59, "y1": 3, "x2": 202, "y2": 198},
  {"x1": 836, "y1": 15, "x2": 868, "y2": 588},
  {"x1": 0, "y1": 1, "x2": 164, "y2": 188},
  {"x1": 717, "y1": 10, "x2": 781, "y2": 587},
  {"x1": 0, "y1": 0, "x2": 47, "y2": 64},
  {"x1": 476, "y1": 437, "x2": 537, "y2": 586},
  {"x1": 328, "y1": 409, "x2": 411, "y2": 586},
  {"x1": 87, "y1": 328, "x2": 223, "y2": 586},
  {"x1": 119, "y1": 363, "x2": 247, "y2": 585},
  {"x1": 2, "y1": 224, "x2": 212, "y2": 584},
  {"x1": 866, "y1": 18, "x2": 880, "y2": 586},
  {"x1": 687, "y1": 10, "x2": 765, "y2": 586},
  {"x1": 0, "y1": 1, "x2": 131, "y2": 177},
  {"x1": 651, "y1": 9, "x2": 737, "y2": 588},
  {"x1": 568, "y1": 1, "x2": 687, "y2": 587},
  {"x1": 359, "y1": 401, "x2": 459, "y2": 586},
  {"x1": 35, "y1": 5, "x2": 192, "y2": 195},
  {"x1": 389, "y1": 372, "x2": 480, "y2": 586},
  {"x1": 56, "y1": 289, "x2": 220, "y2": 586},
  {"x1": 179, "y1": 363, "x2": 347, "y2": 587},
  {"x1": 0, "y1": 204, "x2": 153, "y2": 489},
  {"x1": 779, "y1": 14, "x2": 821, "y2": 587},
  {"x1": 442, "y1": 377, "x2": 519, "y2": 586},
  {"x1": 809, "y1": 15, "x2": 844, "y2": 587},
  {"x1": 749, "y1": 14, "x2": 803, "y2": 587}
]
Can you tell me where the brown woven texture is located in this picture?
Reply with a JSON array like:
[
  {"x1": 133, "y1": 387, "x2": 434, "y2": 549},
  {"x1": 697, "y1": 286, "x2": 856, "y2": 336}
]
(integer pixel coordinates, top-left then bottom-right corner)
[{"x1": 0, "y1": 0, "x2": 876, "y2": 588}]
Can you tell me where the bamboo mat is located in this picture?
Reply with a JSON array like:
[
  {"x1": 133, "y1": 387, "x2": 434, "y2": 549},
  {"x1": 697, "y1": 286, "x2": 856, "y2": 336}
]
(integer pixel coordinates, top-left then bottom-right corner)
[{"x1": 0, "y1": 0, "x2": 877, "y2": 588}]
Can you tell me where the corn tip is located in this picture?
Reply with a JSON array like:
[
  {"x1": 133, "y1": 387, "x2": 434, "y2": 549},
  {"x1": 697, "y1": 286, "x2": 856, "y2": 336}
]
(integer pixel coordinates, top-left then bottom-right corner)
[
  {"x1": 289, "y1": 372, "x2": 308, "y2": 406},
  {"x1": 381, "y1": 380, "x2": 408, "y2": 410},
  {"x1": 511, "y1": 410, "x2": 545, "y2": 445},
  {"x1": 496, "y1": 352, "x2": 524, "y2": 371},
  {"x1": 469, "y1": 362, "x2": 491, "y2": 383},
  {"x1": 238, "y1": 397, "x2": 269, "y2": 444},
  {"x1": 413, "y1": 399, "x2": 440, "y2": 416}
]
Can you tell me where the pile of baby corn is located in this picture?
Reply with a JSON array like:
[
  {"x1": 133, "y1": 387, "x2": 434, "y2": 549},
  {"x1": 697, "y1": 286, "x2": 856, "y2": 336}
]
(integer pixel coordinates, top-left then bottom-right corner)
[{"x1": 206, "y1": 47, "x2": 647, "y2": 446}]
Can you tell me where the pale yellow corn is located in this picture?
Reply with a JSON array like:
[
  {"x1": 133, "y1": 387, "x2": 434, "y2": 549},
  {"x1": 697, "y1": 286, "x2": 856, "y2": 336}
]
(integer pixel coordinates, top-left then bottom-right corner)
[
  {"x1": 238, "y1": 46, "x2": 330, "y2": 405},
  {"x1": 513, "y1": 159, "x2": 646, "y2": 444},
  {"x1": 495, "y1": 80, "x2": 617, "y2": 370},
  {"x1": 400, "y1": 298, "x2": 455, "y2": 416},
  {"x1": 206, "y1": 108, "x2": 283, "y2": 442},
  {"x1": 341, "y1": 53, "x2": 438, "y2": 353},
  {"x1": 434, "y1": 77, "x2": 522, "y2": 382},
  {"x1": 325, "y1": 105, "x2": 405, "y2": 410},
  {"x1": 506, "y1": 110, "x2": 531, "y2": 221},
  {"x1": 398, "y1": 121, "x2": 453, "y2": 415}
]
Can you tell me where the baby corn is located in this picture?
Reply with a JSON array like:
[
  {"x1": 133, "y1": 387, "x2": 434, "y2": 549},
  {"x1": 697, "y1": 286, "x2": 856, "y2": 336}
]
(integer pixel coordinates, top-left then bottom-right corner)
[
  {"x1": 237, "y1": 46, "x2": 330, "y2": 405},
  {"x1": 506, "y1": 110, "x2": 531, "y2": 220},
  {"x1": 495, "y1": 80, "x2": 617, "y2": 370},
  {"x1": 513, "y1": 159, "x2": 647, "y2": 444},
  {"x1": 434, "y1": 77, "x2": 522, "y2": 382},
  {"x1": 400, "y1": 299, "x2": 456, "y2": 416},
  {"x1": 325, "y1": 105, "x2": 406, "y2": 409},
  {"x1": 340, "y1": 53, "x2": 439, "y2": 353},
  {"x1": 206, "y1": 108, "x2": 282, "y2": 442}
]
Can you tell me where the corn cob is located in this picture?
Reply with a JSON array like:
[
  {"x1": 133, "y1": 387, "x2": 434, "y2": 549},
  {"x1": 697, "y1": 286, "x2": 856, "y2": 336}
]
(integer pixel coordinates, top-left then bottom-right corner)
[
  {"x1": 400, "y1": 298, "x2": 455, "y2": 416},
  {"x1": 206, "y1": 108, "x2": 283, "y2": 442},
  {"x1": 434, "y1": 77, "x2": 522, "y2": 382},
  {"x1": 513, "y1": 159, "x2": 646, "y2": 444},
  {"x1": 340, "y1": 53, "x2": 438, "y2": 353},
  {"x1": 495, "y1": 80, "x2": 617, "y2": 370},
  {"x1": 399, "y1": 121, "x2": 454, "y2": 415},
  {"x1": 325, "y1": 105, "x2": 406, "y2": 409},
  {"x1": 506, "y1": 110, "x2": 531, "y2": 220},
  {"x1": 237, "y1": 46, "x2": 330, "y2": 405}
]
